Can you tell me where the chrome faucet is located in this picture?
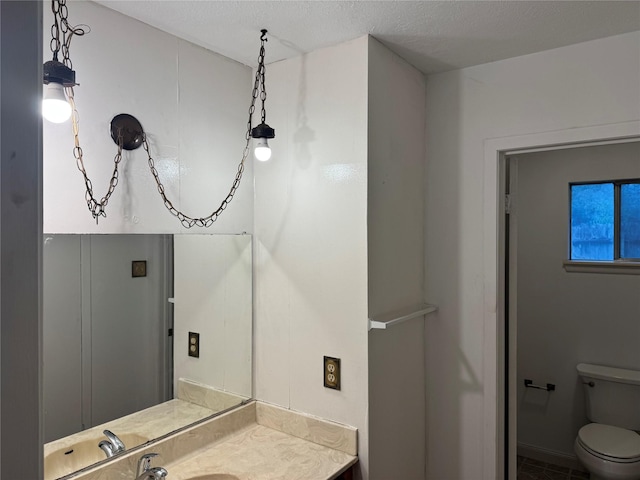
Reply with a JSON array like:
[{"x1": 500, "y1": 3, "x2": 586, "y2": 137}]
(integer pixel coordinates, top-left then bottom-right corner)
[
  {"x1": 135, "y1": 453, "x2": 168, "y2": 480},
  {"x1": 98, "y1": 429, "x2": 126, "y2": 458}
]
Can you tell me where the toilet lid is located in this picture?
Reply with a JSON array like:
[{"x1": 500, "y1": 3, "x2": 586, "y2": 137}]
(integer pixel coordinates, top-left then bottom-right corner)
[{"x1": 579, "y1": 423, "x2": 640, "y2": 460}]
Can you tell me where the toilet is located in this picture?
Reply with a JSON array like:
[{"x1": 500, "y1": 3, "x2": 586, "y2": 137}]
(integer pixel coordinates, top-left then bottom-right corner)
[{"x1": 575, "y1": 363, "x2": 640, "y2": 480}]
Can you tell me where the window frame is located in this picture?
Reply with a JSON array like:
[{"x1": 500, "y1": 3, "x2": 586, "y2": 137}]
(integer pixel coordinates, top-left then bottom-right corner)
[{"x1": 567, "y1": 178, "x2": 640, "y2": 269}]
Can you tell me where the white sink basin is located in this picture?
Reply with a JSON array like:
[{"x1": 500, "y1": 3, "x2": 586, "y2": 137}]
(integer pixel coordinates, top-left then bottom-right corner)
[{"x1": 44, "y1": 433, "x2": 149, "y2": 480}]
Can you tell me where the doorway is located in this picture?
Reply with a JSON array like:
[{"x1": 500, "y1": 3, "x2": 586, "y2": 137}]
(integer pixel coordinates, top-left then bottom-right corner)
[{"x1": 503, "y1": 141, "x2": 640, "y2": 479}]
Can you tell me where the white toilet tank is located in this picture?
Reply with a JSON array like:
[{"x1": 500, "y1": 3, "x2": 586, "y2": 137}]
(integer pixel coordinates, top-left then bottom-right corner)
[{"x1": 578, "y1": 363, "x2": 640, "y2": 430}]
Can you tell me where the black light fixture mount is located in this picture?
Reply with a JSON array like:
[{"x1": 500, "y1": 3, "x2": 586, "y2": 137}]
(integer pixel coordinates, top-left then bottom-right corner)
[
  {"x1": 251, "y1": 122, "x2": 276, "y2": 140},
  {"x1": 43, "y1": 60, "x2": 76, "y2": 88},
  {"x1": 110, "y1": 114, "x2": 144, "y2": 151}
]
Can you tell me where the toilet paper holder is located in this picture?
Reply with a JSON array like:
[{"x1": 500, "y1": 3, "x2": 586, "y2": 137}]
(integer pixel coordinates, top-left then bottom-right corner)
[{"x1": 524, "y1": 379, "x2": 556, "y2": 391}]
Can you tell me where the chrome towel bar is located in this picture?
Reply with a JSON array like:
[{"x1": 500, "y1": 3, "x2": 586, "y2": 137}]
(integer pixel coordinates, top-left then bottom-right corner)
[{"x1": 524, "y1": 379, "x2": 556, "y2": 391}]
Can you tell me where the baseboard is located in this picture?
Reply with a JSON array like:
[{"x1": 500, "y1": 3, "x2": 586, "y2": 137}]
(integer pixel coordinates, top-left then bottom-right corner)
[{"x1": 517, "y1": 442, "x2": 586, "y2": 472}]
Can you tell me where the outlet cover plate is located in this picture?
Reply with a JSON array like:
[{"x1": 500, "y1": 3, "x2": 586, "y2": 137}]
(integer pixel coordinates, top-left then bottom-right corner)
[
  {"x1": 324, "y1": 356, "x2": 341, "y2": 390},
  {"x1": 188, "y1": 332, "x2": 200, "y2": 358}
]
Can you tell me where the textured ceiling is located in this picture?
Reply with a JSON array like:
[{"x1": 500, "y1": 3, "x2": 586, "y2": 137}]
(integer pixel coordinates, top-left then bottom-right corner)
[{"x1": 96, "y1": 1, "x2": 640, "y2": 74}]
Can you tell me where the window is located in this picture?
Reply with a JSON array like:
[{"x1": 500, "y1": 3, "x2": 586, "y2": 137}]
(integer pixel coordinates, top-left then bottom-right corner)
[
  {"x1": 620, "y1": 183, "x2": 640, "y2": 258},
  {"x1": 570, "y1": 180, "x2": 640, "y2": 261}
]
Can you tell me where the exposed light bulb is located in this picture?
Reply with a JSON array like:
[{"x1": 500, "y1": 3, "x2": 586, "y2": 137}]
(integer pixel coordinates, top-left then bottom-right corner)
[
  {"x1": 42, "y1": 83, "x2": 72, "y2": 123},
  {"x1": 254, "y1": 137, "x2": 272, "y2": 161}
]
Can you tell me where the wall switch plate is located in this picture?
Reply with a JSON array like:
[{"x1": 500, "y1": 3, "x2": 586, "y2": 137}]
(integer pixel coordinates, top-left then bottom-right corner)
[
  {"x1": 324, "y1": 356, "x2": 341, "y2": 390},
  {"x1": 188, "y1": 332, "x2": 200, "y2": 358}
]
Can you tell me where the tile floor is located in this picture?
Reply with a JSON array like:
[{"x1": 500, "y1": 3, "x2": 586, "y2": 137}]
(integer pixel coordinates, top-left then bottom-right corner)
[{"x1": 517, "y1": 456, "x2": 589, "y2": 480}]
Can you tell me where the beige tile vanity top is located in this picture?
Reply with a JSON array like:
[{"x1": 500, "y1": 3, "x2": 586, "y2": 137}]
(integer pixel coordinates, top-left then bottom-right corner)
[
  {"x1": 45, "y1": 399, "x2": 215, "y2": 480},
  {"x1": 166, "y1": 423, "x2": 356, "y2": 480},
  {"x1": 45, "y1": 399, "x2": 215, "y2": 455},
  {"x1": 178, "y1": 378, "x2": 248, "y2": 413},
  {"x1": 73, "y1": 401, "x2": 357, "y2": 480},
  {"x1": 46, "y1": 379, "x2": 249, "y2": 480}
]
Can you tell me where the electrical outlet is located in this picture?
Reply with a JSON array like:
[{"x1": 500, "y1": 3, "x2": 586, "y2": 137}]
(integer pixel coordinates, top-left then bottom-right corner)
[
  {"x1": 324, "y1": 356, "x2": 341, "y2": 390},
  {"x1": 188, "y1": 332, "x2": 200, "y2": 358}
]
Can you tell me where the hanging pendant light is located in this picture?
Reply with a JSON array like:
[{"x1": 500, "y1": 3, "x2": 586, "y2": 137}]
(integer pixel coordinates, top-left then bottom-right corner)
[
  {"x1": 252, "y1": 129, "x2": 275, "y2": 161},
  {"x1": 42, "y1": 0, "x2": 86, "y2": 123},
  {"x1": 42, "y1": 75, "x2": 73, "y2": 123},
  {"x1": 45, "y1": 2, "x2": 274, "y2": 228},
  {"x1": 251, "y1": 29, "x2": 275, "y2": 161},
  {"x1": 103, "y1": 29, "x2": 277, "y2": 228},
  {"x1": 42, "y1": 57, "x2": 75, "y2": 124}
]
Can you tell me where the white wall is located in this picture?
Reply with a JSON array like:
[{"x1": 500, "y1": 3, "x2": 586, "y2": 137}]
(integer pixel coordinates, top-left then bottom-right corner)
[
  {"x1": 253, "y1": 37, "x2": 370, "y2": 477},
  {"x1": 425, "y1": 31, "x2": 640, "y2": 479},
  {"x1": 43, "y1": 2, "x2": 253, "y2": 235},
  {"x1": 173, "y1": 235, "x2": 252, "y2": 397},
  {"x1": 367, "y1": 38, "x2": 427, "y2": 480},
  {"x1": 515, "y1": 142, "x2": 640, "y2": 457}
]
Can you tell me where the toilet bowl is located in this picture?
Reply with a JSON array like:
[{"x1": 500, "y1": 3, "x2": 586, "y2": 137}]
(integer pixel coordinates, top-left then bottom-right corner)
[
  {"x1": 575, "y1": 364, "x2": 640, "y2": 480},
  {"x1": 575, "y1": 424, "x2": 640, "y2": 480}
]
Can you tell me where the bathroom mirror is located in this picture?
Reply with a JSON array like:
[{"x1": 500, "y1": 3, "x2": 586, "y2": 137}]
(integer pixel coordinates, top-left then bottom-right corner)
[{"x1": 42, "y1": 233, "x2": 252, "y2": 479}]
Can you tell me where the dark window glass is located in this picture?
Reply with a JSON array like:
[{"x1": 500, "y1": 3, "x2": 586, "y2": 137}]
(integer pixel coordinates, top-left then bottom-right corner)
[
  {"x1": 621, "y1": 183, "x2": 640, "y2": 259},
  {"x1": 570, "y1": 183, "x2": 614, "y2": 260}
]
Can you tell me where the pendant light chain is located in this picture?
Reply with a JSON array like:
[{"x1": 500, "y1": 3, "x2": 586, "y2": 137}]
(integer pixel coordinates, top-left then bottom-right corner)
[
  {"x1": 67, "y1": 87, "x2": 125, "y2": 222},
  {"x1": 141, "y1": 32, "x2": 269, "y2": 229},
  {"x1": 49, "y1": 0, "x2": 62, "y2": 61},
  {"x1": 50, "y1": 0, "x2": 112, "y2": 223},
  {"x1": 51, "y1": 0, "x2": 269, "y2": 227},
  {"x1": 258, "y1": 34, "x2": 268, "y2": 124},
  {"x1": 50, "y1": 0, "x2": 87, "y2": 69}
]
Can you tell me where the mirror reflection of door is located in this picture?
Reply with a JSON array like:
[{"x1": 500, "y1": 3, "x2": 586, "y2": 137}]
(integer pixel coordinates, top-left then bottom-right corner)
[{"x1": 43, "y1": 234, "x2": 172, "y2": 442}]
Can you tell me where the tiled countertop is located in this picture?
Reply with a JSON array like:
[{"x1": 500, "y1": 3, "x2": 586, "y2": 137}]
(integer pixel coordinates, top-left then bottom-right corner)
[
  {"x1": 166, "y1": 423, "x2": 357, "y2": 480},
  {"x1": 46, "y1": 380, "x2": 246, "y2": 480},
  {"x1": 45, "y1": 399, "x2": 215, "y2": 480},
  {"x1": 72, "y1": 401, "x2": 357, "y2": 480}
]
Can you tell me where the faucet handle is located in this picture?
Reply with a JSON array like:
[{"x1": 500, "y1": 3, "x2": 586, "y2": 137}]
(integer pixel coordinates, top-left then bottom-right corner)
[
  {"x1": 154, "y1": 467, "x2": 169, "y2": 479},
  {"x1": 98, "y1": 440, "x2": 115, "y2": 458},
  {"x1": 103, "y1": 429, "x2": 126, "y2": 452},
  {"x1": 137, "y1": 453, "x2": 159, "y2": 476}
]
